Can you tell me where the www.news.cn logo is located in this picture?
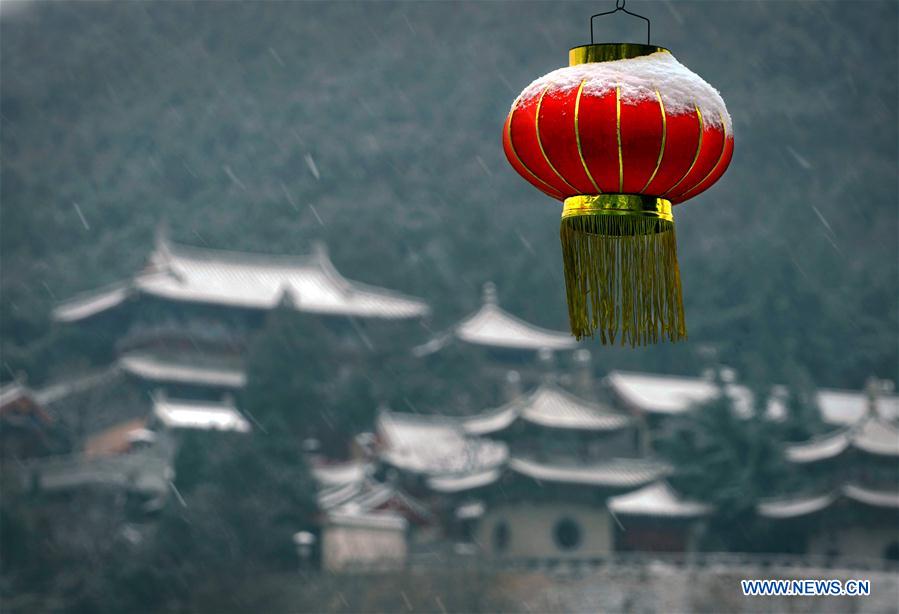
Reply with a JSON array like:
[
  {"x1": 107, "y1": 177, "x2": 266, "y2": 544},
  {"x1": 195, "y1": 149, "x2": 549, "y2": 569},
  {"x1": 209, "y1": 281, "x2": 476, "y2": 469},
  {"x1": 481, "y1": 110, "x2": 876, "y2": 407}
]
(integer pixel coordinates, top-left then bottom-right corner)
[{"x1": 741, "y1": 579, "x2": 871, "y2": 597}]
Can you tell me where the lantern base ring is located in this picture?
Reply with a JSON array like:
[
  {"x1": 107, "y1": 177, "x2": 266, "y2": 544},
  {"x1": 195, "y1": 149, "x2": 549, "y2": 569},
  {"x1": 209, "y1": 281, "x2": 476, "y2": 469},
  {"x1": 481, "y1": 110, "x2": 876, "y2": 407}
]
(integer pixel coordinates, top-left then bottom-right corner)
[
  {"x1": 559, "y1": 194, "x2": 685, "y2": 345},
  {"x1": 562, "y1": 194, "x2": 673, "y2": 224}
]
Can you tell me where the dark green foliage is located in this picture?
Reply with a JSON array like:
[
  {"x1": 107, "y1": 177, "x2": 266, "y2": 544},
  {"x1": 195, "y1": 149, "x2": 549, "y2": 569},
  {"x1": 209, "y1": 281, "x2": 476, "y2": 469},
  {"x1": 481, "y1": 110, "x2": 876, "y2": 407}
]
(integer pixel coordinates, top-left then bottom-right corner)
[
  {"x1": 1, "y1": 1, "x2": 896, "y2": 390},
  {"x1": 244, "y1": 304, "x2": 376, "y2": 455},
  {"x1": 658, "y1": 374, "x2": 791, "y2": 552}
]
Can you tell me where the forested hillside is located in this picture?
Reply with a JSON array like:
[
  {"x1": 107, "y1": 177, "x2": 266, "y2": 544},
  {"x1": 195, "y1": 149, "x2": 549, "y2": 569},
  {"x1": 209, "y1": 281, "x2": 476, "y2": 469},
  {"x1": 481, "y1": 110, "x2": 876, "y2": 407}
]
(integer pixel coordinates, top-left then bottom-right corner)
[{"x1": 2, "y1": 1, "x2": 897, "y2": 389}]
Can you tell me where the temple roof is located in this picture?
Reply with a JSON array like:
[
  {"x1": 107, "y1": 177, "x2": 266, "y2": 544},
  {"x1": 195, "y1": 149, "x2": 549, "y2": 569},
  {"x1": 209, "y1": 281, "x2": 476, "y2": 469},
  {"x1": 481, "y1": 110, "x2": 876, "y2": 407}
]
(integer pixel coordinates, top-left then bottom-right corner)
[
  {"x1": 54, "y1": 235, "x2": 429, "y2": 322},
  {"x1": 784, "y1": 430, "x2": 851, "y2": 463},
  {"x1": 843, "y1": 483, "x2": 899, "y2": 509},
  {"x1": 314, "y1": 466, "x2": 432, "y2": 525},
  {"x1": 426, "y1": 468, "x2": 503, "y2": 493},
  {"x1": 757, "y1": 492, "x2": 837, "y2": 519},
  {"x1": 462, "y1": 383, "x2": 632, "y2": 435},
  {"x1": 508, "y1": 456, "x2": 668, "y2": 488},
  {"x1": 153, "y1": 396, "x2": 251, "y2": 433},
  {"x1": 376, "y1": 409, "x2": 508, "y2": 477},
  {"x1": 852, "y1": 417, "x2": 899, "y2": 457},
  {"x1": 784, "y1": 415, "x2": 899, "y2": 463},
  {"x1": 607, "y1": 481, "x2": 711, "y2": 518},
  {"x1": 607, "y1": 370, "x2": 899, "y2": 426},
  {"x1": 414, "y1": 283, "x2": 575, "y2": 355},
  {"x1": 120, "y1": 353, "x2": 247, "y2": 389},
  {"x1": 758, "y1": 483, "x2": 899, "y2": 519}
]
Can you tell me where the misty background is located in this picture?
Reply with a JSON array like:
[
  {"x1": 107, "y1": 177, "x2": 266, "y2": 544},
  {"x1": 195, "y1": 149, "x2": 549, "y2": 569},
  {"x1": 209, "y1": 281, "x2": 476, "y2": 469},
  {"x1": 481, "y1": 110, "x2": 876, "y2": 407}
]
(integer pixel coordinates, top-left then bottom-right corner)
[{"x1": 2, "y1": 0, "x2": 896, "y2": 390}]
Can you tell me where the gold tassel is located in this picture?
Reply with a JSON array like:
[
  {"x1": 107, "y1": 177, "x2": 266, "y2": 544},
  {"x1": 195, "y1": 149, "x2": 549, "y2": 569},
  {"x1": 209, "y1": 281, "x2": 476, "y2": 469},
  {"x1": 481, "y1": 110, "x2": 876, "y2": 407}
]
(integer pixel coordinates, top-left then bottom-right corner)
[{"x1": 560, "y1": 204, "x2": 686, "y2": 346}]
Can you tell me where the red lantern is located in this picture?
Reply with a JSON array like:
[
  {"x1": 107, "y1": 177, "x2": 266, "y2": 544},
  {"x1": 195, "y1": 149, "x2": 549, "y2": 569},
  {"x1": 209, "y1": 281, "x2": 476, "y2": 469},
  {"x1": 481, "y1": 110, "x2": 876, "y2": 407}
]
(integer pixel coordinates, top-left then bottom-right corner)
[{"x1": 503, "y1": 39, "x2": 733, "y2": 345}]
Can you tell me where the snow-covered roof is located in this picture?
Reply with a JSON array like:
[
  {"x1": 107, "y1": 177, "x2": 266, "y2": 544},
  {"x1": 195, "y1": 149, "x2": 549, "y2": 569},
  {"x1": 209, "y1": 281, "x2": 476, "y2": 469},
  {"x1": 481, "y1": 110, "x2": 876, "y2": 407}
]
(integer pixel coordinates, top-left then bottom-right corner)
[
  {"x1": 851, "y1": 417, "x2": 899, "y2": 457},
  {"x1": 153, "y1": 396, "x2": 251, "y2": 433},
  {"x1": 120, "y1": 353, "x2": 246, "y2": 389},
  {"x1": 0, "y1": 382, "x2": 53, "y2": 424},
  {"x1": 817, "y1": 389, "x2": 899, "y2": 426},
  {"x1": 784, "y1": 416, "x2": 899, "y2": 463},
  {"x1": 508, "y1": 456, "x2": 668, "y2": 488},
  {"x1": 312, "y1": 461, "x2": 371, "y2": 488},
  {"x1": 758, "y1": 484, "x2": 899, "y2": 519},
  {"x1": 463, "y1": 383, "x2": 632, "y2": 435},
  {"x1": 426, "y1": 468, "x2": 503, "y2": 493},
  {"x1": 454, "y1": 302, "x2": 577, "y2": 351},
  {"x1": 52, "y1": 281, "x2": 132, "y2": 323},
  {"x1": 34, "y1": 367, "x2": 120, "y2": 406},
  {"x1": 415, "y1": 283, "x2": 575, "y2": 355},
  {"x1": 607, "y1": 481, "x2": 711, "y2": 518},
  {"x1": 757, "y1": 492, "x2": 837, "y2": 519},
  {"x1": 54, "y1": 236, "x2": 429, "y2": 322},
  {"x1": 607, "y1": 370, "x2": 899, "y2": 426},
  {"x1": 784, "y1": 430, "x2": 852, "y2": 464},
  {"x1": 376, "y1": 409, "x2": 508, "y2": 477},
  {"x1": 606, "y1": 370, "x2": 784, "y2": 419},
  {"x1": 843, "y1": 483, "x2": 899, "y2": 510},
  {"x1": 0, "y1": 382, "x2": 31, "y2": 409}
]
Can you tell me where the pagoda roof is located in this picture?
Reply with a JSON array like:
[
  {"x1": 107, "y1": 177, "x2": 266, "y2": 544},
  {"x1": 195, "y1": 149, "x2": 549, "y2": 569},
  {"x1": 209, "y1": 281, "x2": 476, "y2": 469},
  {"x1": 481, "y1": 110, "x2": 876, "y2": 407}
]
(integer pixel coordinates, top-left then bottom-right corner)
[
  {"x1": 843, "y1": 483, "x2": 899, "y2": 509},
  {"x1": 757, "y1": 492, "x2": 837, "y2": 519},
  {"x1": 462, "y1": 383, "x2": 632, "y2": 435},
  {"x1": 758, "y1": 483, "x2": 899, "y2": 519},
  {"x1": 54, "y1": 235, "x2": 429, "y2": 322},
  {"x1": 376, "y1": 409, "x2": 507, "y2": 477},
  {"x1": 607, "y1": 370, "x2": 899, "y2": 426},
  {"x1": 426, "y1": 467, "x2": 503, "y2": 493},
  {"x1": 852, "y1": 416, "x2": 899, "y2": 457},
  {"x1": 508, "y1": 456, "x2": 668, "y2": 488},
  {"x1": 153, "y1": 396, "x2": 251, "y2": 433},
  {"x1": 0, "y1": 382, "x2": 52, "y2": 423},
  {"x1": 120, "y1": 353, "x2": 246, "y2": 389},
  {"x1": 607, "y1": 481, "x2": 711, "y2": 518},
  {"x1": 315, "y1": 472, "x2": 432, "y2": 525},
  {"x1": 53, "y1": 281, "x2": 132, "y2": 323},
  {"x1": 784, "y1": 415, "x2": 899, "y2": 463},
  {"x1": 784, "y1": 430, "x2": 851, "y2": 463},
  {"x1": 414, "y1": 283, "x2": 575, "y2": 355}
]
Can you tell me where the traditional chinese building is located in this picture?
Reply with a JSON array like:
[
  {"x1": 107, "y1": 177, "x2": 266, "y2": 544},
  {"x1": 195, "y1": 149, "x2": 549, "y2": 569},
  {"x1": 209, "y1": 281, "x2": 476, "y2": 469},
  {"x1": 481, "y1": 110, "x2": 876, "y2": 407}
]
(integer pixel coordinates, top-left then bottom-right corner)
[
  {"x1": 765, "y1": 385, "x2": 899, "y2": 562},
  {"x1": 413, "y1": 282, "x2": 575, "y2": 361},
  {"x1": 53, "y1": 227, "x2": 430, "y2": 398}
]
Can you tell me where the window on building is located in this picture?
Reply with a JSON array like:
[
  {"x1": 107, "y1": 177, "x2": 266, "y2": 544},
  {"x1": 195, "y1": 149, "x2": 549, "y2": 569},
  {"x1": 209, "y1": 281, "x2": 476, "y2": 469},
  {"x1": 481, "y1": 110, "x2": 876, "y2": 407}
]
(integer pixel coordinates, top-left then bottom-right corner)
[
  {"x1": 492, "y1": 520, "x2": 510, "y2": 553},
  {"x1": 553, "y1": 517, "x2": 582, "y2": 550}
]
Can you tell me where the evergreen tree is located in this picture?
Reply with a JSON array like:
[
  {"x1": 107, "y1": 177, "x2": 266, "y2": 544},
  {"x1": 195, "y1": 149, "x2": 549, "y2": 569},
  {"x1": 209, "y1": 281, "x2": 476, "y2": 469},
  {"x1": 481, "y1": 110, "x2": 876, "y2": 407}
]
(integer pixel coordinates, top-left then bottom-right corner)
[
  {"x1": 657, "y1": 372, "x2": 790, "y2": 552},
  {"x1": 244, "y1": 302, "x2": 376, "y2": 456}
]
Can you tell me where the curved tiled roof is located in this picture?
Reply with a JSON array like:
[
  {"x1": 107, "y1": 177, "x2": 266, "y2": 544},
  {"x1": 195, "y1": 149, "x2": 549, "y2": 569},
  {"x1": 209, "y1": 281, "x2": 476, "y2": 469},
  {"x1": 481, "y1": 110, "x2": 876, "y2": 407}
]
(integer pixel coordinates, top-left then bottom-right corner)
[
  {"x1": 376, "y1": 410, "x2": 508, "y2": 477},
  {"x1": 607, "y1": 481, "x2": 711, "y2": 518},
  {"x1": 508, "y1": 456, "x2": 668, "y2": 488},
  {"x1": 784, "y1": 416, "x2": 899, "y2": 463},
  {"x1": 463, "y1": 383, "x2": 631, "y2": 435},
  {"x1": 454, "y1": 303, "x2": 577, "y2": 351},
  {"x1": 153, "y1": 396, "x2": 251, "y2": 433},
  {"x1": 54, "y1": 237, "x2": 429, "y2": 322},
  {"x1": 757, "y1": 492, "x2": 837, "y2": 519},
  {"x1": 120, "y1": 353, "x2": 246, "y2": 389},
  {"x1": 607, "y1": 370, "x2": 899, "y2": 426},
  {"x1": 784, "y1": 430, "x2": 852, "y2": 464}
]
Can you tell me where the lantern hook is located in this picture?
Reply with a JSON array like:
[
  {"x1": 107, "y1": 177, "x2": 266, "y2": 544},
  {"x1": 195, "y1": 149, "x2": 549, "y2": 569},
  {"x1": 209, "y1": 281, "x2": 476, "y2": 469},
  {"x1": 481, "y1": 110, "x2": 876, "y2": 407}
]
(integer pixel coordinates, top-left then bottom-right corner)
[{"x1": 590, "y1": 0, "x2": 651, "y2": 45}]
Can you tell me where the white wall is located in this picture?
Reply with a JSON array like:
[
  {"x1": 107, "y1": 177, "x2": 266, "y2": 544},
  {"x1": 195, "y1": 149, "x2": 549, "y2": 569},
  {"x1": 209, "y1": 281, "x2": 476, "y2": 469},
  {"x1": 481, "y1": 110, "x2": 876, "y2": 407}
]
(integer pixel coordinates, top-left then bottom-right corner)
[
  {"x1": 322, "y1": 524, "x2": 407, "y2": 572},
  {"x1": 475, "y1": 501, "x2": 613, "y2": 558}
]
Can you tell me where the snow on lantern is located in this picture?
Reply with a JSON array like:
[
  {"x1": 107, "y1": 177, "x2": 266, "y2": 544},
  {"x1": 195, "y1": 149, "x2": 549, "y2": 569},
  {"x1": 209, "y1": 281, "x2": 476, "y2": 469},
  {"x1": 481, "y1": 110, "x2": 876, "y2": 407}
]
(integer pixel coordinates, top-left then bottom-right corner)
[{"x1": 502, "y1": 5, "x2": 734, "y2": 345}]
